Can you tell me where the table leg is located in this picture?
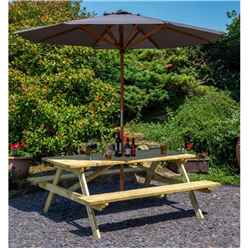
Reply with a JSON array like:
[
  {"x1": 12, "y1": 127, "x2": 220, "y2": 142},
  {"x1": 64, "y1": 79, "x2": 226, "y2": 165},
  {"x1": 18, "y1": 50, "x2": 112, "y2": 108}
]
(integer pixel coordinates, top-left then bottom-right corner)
[
  {"x1": 120, "y1": 164, "x2": 125, "y2": 190},
  {"x1": 178, "y1": 161, "x2": 204, "y2": 220},
  {"x1": 79, "y1": 172, "x2": 101, "y2": 239},
  {"x1": 144, "y1": 161, "x2": 159, "y2": 186},
  {"x1": 43, "y1": 167, "x2": 63, "y2": 213}
]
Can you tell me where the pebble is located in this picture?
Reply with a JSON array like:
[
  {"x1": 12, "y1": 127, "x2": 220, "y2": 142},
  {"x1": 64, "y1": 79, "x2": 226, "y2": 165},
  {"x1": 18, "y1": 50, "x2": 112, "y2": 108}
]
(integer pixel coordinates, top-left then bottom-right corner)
[{"x1": 9, "y1": 179, "x2": 240, "y2": 248}]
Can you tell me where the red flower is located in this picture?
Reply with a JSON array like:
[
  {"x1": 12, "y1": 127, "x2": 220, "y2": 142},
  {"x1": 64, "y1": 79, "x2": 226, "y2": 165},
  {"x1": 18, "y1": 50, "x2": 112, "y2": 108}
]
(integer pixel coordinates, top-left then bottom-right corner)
[
  {"x1": 186, "y1": 143, "x2": 193, "y2": 150},
  {"x1": 10, "y1": 142, "x2": 25, "y2": 150}
]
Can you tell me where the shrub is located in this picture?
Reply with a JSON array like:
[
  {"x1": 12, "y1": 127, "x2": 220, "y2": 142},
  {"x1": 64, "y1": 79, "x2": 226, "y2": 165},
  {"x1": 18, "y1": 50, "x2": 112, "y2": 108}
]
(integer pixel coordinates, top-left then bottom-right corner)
[
  {"x1": 9, "y1": 1, "x2": 119, "y2": 157},
  {"x1": 162, "y1": 90, "x2": 239, "y2": 166},
  {"x1": 9, "y1": 68, "x2": 119, "y2": 157},
  {"x1": 9, "y1": 1, "x2": 240, "y2": 162}
]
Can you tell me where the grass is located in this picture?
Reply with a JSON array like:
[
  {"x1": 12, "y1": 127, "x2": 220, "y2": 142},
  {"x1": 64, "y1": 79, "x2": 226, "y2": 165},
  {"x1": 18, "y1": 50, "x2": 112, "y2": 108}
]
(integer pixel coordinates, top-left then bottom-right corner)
[{"x1": 189, "y1": 166, "x2": 240, "y2": 185}]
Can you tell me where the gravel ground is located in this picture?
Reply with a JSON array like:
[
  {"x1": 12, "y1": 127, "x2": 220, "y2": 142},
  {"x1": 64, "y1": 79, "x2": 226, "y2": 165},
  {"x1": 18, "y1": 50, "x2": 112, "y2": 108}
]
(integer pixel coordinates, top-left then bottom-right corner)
[{"x1": 9, "y1": 178, "x2": 240, "y2": 248}]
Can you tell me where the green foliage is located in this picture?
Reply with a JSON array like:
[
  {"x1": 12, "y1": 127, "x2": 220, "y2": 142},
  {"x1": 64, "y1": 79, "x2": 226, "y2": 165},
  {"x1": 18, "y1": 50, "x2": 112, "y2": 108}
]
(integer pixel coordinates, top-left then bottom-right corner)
[
  {"x1": 92, "y1": 47, "x2": 210, "y2": 120},
  {"x1": 196, "y1": 12, "x2": 240, "y2": 101},
  {"x1": 127, "y1": 121, "x2": 168, "y2": 143},
  {"x1": 9, "y1": 1, "x2": 118, "y2": 157},
  {"x1": 9, "y1": 67, "x2": 118, "y2": 156},
  {"x1": 9, "y1": 0, "x2": 240, "y2": 168},
  {"x1": 142, "y1": 90, "x2": 239, "y2": 166},
  {"x1": 189, "y1": 165, "x2": 240, "y2": 185},
  {"x1": 128, "y1": 89, "x2": 239, "y2": 167}
]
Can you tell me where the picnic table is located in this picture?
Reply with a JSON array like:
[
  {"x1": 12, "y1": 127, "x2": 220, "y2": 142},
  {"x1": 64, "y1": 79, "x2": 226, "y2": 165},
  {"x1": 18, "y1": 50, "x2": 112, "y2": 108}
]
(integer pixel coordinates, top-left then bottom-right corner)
[{"x1": 29, "y1": 149, "x2": 220, "y2": 239}]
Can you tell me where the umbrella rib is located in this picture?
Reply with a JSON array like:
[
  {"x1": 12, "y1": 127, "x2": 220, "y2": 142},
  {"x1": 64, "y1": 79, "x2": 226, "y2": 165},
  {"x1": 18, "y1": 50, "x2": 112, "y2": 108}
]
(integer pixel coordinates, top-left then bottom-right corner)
[
  {"x1": 124, "y1": 30, "x2": 140, "y2": 49},
  {"x1": 93, "y1": 25, "x2": 113, "y2": 47},
  {"x1": 129, "y1": 24, "x2": 165, "y2": 48},
  {"x1": 80, "y1": 26, "x2": 117, "y2": 48},
  {"x1": 125, "y1": 24, "x2": 138, "y2": 44},
  {"x1": 165, "y1": 25, "x2": 211, "y2": 43},
  {"x1": 136, "y1": 26, "x2": 160, "y2": 48},
  {"x1": 106, "y1": 28, "x2": 119, "y2": 47}
]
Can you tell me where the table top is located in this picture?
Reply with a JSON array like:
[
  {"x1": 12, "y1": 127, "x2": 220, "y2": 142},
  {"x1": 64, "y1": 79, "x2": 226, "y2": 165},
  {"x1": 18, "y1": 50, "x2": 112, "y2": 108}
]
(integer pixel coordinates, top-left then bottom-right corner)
[{"x1": 43, "y1": 148, "x2": 196, "y2": 170}]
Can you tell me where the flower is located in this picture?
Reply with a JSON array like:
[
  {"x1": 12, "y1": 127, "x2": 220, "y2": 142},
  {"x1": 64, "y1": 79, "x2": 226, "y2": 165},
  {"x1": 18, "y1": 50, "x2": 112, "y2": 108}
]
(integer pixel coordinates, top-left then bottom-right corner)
[
  {"x1": 10, "y1": 142, "x2": 25, "y2": 150},
  {"x1": 186, "y1": 143, "x2": 193, "y2": 150},
  {"x1": 9, "y1": 142, "x2": 30, "y2": 157}
]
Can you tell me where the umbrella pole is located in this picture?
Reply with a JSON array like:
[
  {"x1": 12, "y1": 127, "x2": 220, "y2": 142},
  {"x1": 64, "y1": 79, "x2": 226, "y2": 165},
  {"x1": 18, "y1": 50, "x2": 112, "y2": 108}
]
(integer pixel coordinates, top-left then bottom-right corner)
[
  {"x1": 119, "y1": 48, "x2": 125, "y2": 191},
  {"x1": 120, "y1": 48, "x2": 125, "y2": 152}
]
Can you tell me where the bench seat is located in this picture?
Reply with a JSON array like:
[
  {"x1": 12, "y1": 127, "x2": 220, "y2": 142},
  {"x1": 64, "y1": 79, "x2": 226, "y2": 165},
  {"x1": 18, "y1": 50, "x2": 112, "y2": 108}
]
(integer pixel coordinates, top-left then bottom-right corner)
[
  {"x1": 84, "y1": 180, "x2": 220, "y2": 206},
  {"x1": 38, "y1": 180, "x2": 220, "y2": 210}
]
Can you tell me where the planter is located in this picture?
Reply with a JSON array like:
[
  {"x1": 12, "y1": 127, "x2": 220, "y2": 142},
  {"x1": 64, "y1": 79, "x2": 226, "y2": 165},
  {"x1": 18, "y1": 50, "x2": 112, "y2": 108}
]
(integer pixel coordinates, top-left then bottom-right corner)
[
  {"x1": 167, "y1": 158, "x2": 209, "y2": 173},
  {"x1": 9, "y1": 156, "x2": 32, "y2": 178}
]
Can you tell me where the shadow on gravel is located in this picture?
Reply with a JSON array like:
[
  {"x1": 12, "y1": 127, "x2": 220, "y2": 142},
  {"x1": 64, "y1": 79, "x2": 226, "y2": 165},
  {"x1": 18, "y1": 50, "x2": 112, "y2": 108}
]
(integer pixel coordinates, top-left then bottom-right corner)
[
  {"x1": 9, "y1": 178, "x2": 208, "y2": 238},
  {"x1": 68, "y1": 209, "x2": 196, "y2": 237},
  {"x1": 9, "y1": 178, "x2": 188, "y2": 220},
  {"x1": 9, "y1": 191, "x2": 186, "y2": 220}
]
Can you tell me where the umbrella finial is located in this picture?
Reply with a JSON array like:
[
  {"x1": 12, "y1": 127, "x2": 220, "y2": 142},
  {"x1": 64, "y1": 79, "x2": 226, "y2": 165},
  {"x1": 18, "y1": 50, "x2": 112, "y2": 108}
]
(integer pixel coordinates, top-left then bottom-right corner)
[{"x1": 104, "y1": 10, "x2": 138, "y2": 16}]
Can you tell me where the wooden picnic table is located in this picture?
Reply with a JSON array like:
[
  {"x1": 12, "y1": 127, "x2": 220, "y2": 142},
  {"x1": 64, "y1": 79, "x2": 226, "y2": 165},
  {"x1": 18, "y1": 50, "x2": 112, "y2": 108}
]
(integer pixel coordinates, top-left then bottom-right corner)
[{"x1": 29, "y1": 149, "x2": 221, "y2": 239}]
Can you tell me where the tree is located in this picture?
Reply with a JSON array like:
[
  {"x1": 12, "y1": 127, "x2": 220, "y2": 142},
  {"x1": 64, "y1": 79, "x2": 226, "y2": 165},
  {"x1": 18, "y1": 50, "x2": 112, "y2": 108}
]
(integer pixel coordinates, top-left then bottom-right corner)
[
  {"x1": 200, "y1": 11, "x2": 240, "y2": 101},
  {"x1": 9, "y1": 1, "x2": 119, "y2": 157}
]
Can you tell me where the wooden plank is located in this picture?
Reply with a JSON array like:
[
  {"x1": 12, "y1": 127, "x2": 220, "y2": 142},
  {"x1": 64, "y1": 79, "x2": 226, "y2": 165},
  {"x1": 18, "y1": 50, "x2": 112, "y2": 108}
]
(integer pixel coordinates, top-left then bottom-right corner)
[
  {"x1": 155, "y1": 165, "x2": 181, "y2": 178},
  {"x1": 43, "y1": 154, "x2": 196, "y2": 170},
  {"x1": 38, "y1": 182, "x2": 107, "y2": 211},
  {"x1": 43, "y1": 168, "x2": 63, "y2": 213},
  {"x1": 150, "y1": 174, "x2": 217, "y2": 194},
  {"x1": 83, "y1": 180, "x2": 221, "y2": 206},
  {"x1": 69, "y1": 167, "x2": 144, "y2": 191},
  {"x1": 87, "y1": 166, "x2": 114, "y2": 182},
  {"x1": 79, "y1": 172, "x2": 101, "y2": 239},
  {"x1": 127, "y1": 154, "x2": 196, "y2": 165},
  {"x1": 43, "y1": 158, "x2": 126, "y2": 169},
  {"x1": 144, "y1": 161, "x2": 160, "y2": 186},
  {"x1": 178, "y1": 162, "x2": 204, "y2": 219},
  {"x1": 28, "y1": 173, "x2": 76, "y2": 184}
]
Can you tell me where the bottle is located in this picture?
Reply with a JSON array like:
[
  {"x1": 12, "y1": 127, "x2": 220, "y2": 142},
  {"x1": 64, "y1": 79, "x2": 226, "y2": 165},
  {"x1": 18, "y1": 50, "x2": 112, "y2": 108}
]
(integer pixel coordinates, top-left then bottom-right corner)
[
  {"x1": 124, "y1": 137, "x2": 131, "y2": 157},
  {"x1": 131, "y1": 138, "x2": 136, "y2": 157},
  {"x1": 114, "y1": 130, "x2": 122, "y2": 157}
]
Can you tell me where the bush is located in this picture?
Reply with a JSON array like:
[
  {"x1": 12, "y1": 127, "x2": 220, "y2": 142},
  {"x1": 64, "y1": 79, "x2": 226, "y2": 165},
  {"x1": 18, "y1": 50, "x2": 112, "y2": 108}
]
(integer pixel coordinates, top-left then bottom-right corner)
[
  {"x1": 162, "y1": 90, "x2": 239, "y2": 166},
  {"x1": 9, "y1": 1, "x2": 119, "y2": 157},
  {"x1": 9, "y1": 1, "x2": 240, "y2": 163},
  {"x1": 9, "y1": 68, "x2": 119, "y2": 157}
]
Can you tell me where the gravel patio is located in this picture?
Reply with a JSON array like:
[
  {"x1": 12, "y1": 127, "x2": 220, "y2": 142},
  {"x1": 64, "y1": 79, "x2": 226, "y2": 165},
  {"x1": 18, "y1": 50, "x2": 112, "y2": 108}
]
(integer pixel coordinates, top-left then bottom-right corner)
[{"x1": 9, "y1": 177, "x2": 239, "y2": 248}]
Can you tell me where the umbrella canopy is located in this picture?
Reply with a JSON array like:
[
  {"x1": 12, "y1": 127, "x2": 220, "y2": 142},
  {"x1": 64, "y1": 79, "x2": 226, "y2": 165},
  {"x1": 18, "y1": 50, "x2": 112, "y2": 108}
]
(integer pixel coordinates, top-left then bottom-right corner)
[
  {"x1": 16, "y1": 10, "x2": 223, "y2": 49},
  {"x1": 16, "y1": 10, "x2": 224, "y2": 153}
]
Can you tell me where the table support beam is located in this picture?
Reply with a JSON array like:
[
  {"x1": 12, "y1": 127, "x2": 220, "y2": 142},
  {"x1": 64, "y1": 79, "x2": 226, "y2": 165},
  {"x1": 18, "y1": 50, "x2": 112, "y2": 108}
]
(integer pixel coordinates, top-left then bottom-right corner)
[
  {"x1": 69, "y1": 165, "x2": 115, "y2": 191},
  {"x1": 79, "y1": 172, "x2": 101, "y2": 239},
  {"x1": 43, "y1": 167, "x2": 63, "y2": 213},
  {"x1": 178, "y1": 161, "x2": 204, "y2": 220},
  {"x1": 120, "y1": 164, "x2": 125, "y2": 190},
  {"x1": 144, "y1": 161, "x2": 160, "y2": 186}
]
